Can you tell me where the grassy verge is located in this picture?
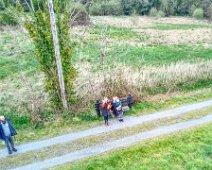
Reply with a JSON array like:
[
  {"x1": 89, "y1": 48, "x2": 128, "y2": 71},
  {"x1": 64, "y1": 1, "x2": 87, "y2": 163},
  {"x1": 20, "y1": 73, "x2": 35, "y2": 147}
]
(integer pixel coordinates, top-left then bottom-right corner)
[
  {"x1": 0, "y1": 89, "x2": 211, "y2": 148},
  {"x1": 1, "y1": 106, "x2": 211, "y2": 170},
  {"x1": 147, "y1": 23, "x2": 212, "y2": 30},
  {"x1": 54, "y1": 122, "x2": 212, "y2": 170},
  {"x1": 129, "y1": 89, "x2": 212, "y2": 116}
]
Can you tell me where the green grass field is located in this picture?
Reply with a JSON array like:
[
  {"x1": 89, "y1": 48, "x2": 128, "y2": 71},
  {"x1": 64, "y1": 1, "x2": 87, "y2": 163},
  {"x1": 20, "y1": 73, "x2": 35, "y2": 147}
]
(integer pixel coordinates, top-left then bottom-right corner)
[
  {"x1": 74, "y1": 42, "x2": 212, "y2": 65},
  {"x1": 0, "y1": 30, "x2": 37, "y2": 80},
  {"x1": 0, "y1": 16, "x2": 212, "y2": 143},
  {"x1": 55, "y1": 123, "x2": 212, "y2": 170}
]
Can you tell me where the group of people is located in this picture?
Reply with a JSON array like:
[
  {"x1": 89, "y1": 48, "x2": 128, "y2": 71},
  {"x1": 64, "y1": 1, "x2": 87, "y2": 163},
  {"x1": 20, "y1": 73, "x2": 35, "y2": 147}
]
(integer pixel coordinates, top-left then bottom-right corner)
[
  {"x1": 0, "y1": 116, "x2": 17, "y2": 155},
  {"x1": 101, "y1": 96, "x2": 124, "y2": 126}
]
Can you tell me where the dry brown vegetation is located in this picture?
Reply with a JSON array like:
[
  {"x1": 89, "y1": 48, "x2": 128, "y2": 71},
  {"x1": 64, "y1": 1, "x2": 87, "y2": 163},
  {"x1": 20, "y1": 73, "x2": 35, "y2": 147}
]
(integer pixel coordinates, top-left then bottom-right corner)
[
  {"x1": 135, "y1": 28, "x2": 212, "y2": 45},
  {"x1": 75, "y1": 60, "x2": 212, "y2": 102},
  {"x1": 92, "y1": 16, "x2": 210, "y2": 28}
]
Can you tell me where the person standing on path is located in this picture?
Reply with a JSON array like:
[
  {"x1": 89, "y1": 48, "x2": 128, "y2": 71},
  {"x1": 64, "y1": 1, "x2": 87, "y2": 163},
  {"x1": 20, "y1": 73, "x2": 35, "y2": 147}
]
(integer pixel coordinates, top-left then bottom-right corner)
[
  {"x1": 0, "y1": 116, "x2": 17, "y2": 155},
  {"x1": 101, "y1": 97, "x2": 112, "y2": 126}
]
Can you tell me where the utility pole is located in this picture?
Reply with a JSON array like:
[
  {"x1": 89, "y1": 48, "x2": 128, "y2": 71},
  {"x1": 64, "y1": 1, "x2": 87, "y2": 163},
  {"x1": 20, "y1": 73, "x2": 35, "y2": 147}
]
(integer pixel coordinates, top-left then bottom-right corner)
[{"x1": 47, "y1": 0, "x2": 68, "y2": 109}]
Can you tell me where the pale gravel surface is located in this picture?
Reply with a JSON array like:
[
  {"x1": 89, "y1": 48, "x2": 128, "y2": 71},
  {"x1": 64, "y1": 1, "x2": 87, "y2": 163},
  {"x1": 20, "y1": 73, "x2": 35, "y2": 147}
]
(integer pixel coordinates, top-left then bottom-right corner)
[
  {"x1": 0, "y1": 100, "x2": 211, "y2": 159},
  {"x1": 11, "y1": 115, "x2": 212, "y2": 170}
]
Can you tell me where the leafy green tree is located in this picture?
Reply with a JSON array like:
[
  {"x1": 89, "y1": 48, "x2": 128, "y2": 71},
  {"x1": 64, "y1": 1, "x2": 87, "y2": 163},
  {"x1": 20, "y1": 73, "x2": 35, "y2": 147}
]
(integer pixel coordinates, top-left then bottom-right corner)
[
  {"x1": 160, "y1": 0, "x2": 174, "y2": 16},
  {"x1": 149, "y1": 7, "x2": 157, "y2": 16},
  {"x1": 206, "y1": 3, "x2": 212, "y2": 20},
  {"x1": 193, "y1": 8, "x2": 204, "y2": 19},
  {"x1": 0, "y1": 0, "x2": 5, "y2": 10},
  {"x1": 0, "y1": 5, "x2": 21, "y2": 25},
  {"x1": 150, "y1": 0, "x2": 161, "y2": 9},
  {"x1": 201, "y1": 0, "x2": 212, "y2": 17},
  {"x1": 25, "y1": 1, "x2": 77, "y2": 110}
]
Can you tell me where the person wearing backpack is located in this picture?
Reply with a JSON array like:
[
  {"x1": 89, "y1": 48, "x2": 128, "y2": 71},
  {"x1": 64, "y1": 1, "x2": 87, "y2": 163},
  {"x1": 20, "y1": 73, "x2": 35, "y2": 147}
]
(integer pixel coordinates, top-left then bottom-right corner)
[{"x1": 101, "y1": 97, "x2": 112, "y2": 126}]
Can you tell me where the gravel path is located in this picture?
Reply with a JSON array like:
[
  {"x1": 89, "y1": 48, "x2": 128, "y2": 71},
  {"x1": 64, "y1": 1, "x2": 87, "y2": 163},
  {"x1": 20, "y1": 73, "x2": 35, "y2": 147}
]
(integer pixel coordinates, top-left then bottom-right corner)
[
  {"x1": 11, "y1": 115, "x2": 212, "y2": 170},
  {"x1": 0, "y1": 100, "x2": 212, "y2": 159}
]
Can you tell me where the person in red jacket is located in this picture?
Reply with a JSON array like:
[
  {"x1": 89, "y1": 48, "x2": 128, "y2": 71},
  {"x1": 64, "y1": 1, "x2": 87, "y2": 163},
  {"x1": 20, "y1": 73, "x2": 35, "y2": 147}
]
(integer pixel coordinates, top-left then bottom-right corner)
[{"x1": 101, "y1": 97, "x2": 112, "y2": 126}]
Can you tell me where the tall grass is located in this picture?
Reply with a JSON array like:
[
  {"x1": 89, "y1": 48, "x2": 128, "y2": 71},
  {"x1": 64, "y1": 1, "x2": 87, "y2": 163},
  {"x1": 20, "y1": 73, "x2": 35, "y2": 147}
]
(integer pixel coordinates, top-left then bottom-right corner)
[{"x1": 75, "y1": 60, "x2": 212, "y2": 101}]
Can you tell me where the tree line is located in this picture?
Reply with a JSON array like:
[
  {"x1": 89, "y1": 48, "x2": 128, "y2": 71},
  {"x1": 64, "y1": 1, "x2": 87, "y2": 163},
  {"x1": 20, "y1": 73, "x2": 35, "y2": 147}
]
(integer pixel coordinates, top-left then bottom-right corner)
[
  {"x1": 88, "y1": 0, "x2": 212, "y2": 19},
  {"x1": 0, "y1": 0, "x2": 212, "y2": 20}
]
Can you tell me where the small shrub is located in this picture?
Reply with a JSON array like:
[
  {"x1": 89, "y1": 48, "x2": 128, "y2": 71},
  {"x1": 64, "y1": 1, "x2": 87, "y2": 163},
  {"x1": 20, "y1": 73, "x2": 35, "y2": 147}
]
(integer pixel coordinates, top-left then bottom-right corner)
[
  {"x1": 89, "y1": 3, "x2": 102, "y2": 16},
  {"x1": 103, "y1": 0, "x2": 123, "y2": 16},
  {"x1": 149, "y1": 7, "x2": 157, "y2": 17},
  {"x1": 206, "y1": 4, "x2": 212, "y2": 21},
  {"x1": 89, "y1": 0, "x2": 123, "y2": 16},
  {"x1": 0, "y1": 6, "x2": 20, "y2": 26},
  {"x1": 0, "y1": 0, "x2": 5, "y2": 10},
  {"x1": 160, "y1": 0, "x2": 173, "y2": 16},
  {"x1": 157, "y1": 10, "x2": 165, "y2": 17},
  {"x1": 70, "y1": 4, "x2": 91, "y2": 27},
  {"x1": 193, "y1": 8, "x2": 204, "y2": 19},
  {"x1": 4, "y1": 112, "x2": 32, "y2": 130},
  {"x1": 189, "y1": 4, "x2": 196, "y2": 16}
]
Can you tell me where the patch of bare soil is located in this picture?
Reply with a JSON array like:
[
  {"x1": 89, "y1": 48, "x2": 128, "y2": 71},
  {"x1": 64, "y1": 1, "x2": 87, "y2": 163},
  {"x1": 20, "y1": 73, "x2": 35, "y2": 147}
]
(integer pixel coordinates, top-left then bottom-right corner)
[{"x1": 135, "y1": 28, "x2": 212, "y2": 45}]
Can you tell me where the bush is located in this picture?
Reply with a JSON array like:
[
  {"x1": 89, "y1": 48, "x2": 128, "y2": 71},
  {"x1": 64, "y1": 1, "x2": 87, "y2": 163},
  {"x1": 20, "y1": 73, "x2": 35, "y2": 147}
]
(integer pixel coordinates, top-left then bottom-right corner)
[
  {"x1": 90, "y1": 0, "x2": 123, "y2": 16},
  {"x1": 70, "y1": 4, "x2": 91, "y2": 26},
  {"x1": 193, "y1": 8, "x2": 204, "y2": 19},
  {"x1": 0, "y1": 0, "x2": 5, "y2": 10},
  {"x1": 189, "y1": 4, "x2": 196, "y2": 16},
  {"x1": 206, "y1": 4, "x2": 212, "y2": 21},
  {"x1": 157, "y1": 10, "x2": 165, "y2": 17},
  {"x1": 89, "y1": 3, "x2": 102, "y2": 16},
  {"x1": 0, "y1": 6, "x2": 20, "y2": 26},
  {"x1": 149, "y1": 7, "x2": 158, "y2": 17},
  {"x1": 104, "y1": 0, "x2": 123, "y2": 16}
]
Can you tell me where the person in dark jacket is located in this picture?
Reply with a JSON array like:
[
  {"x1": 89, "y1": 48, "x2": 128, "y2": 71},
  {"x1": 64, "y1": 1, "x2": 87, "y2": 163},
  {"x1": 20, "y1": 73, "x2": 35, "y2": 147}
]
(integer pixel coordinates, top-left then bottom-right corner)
[{"x1": 0, "y1": 116, "x2": 17, "y2": 155}]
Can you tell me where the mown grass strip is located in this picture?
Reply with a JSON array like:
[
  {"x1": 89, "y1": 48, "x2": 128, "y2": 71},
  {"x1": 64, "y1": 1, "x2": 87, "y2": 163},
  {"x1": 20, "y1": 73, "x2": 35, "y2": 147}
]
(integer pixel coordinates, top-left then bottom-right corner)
[
  {"x1": 107, "y1": 44, "x2": 212, "y2": 66},
  {"x1": 147, "y1": 23, "x2": 212, "y2": 30},
  {"x1": 1, "y1": 107, "x2": 211, "y2": 170},
  {"x1": 54, "y1": 122, "x2": 212, "y2": 170},
  {"x1": 88, "y1": 25, "x2": 140, "y2": 40}
]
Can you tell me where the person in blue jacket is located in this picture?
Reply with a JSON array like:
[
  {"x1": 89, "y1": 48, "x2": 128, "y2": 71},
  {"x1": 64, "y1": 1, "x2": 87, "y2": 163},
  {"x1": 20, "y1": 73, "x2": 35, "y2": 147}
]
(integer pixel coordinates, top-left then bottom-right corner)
[
  {"x1": 112, "y1": 96, "x2": 124, "y2": 122},
  {"x1": 0, "y1": 116, "x2": 17, "y2": 155}
]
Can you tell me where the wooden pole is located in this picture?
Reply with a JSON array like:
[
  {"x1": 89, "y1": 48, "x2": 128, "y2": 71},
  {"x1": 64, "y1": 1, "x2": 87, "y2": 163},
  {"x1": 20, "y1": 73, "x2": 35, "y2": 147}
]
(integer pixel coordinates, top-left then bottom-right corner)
[{"x1": 47, "y1": 0, "x2": 68, "y2": 109}]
